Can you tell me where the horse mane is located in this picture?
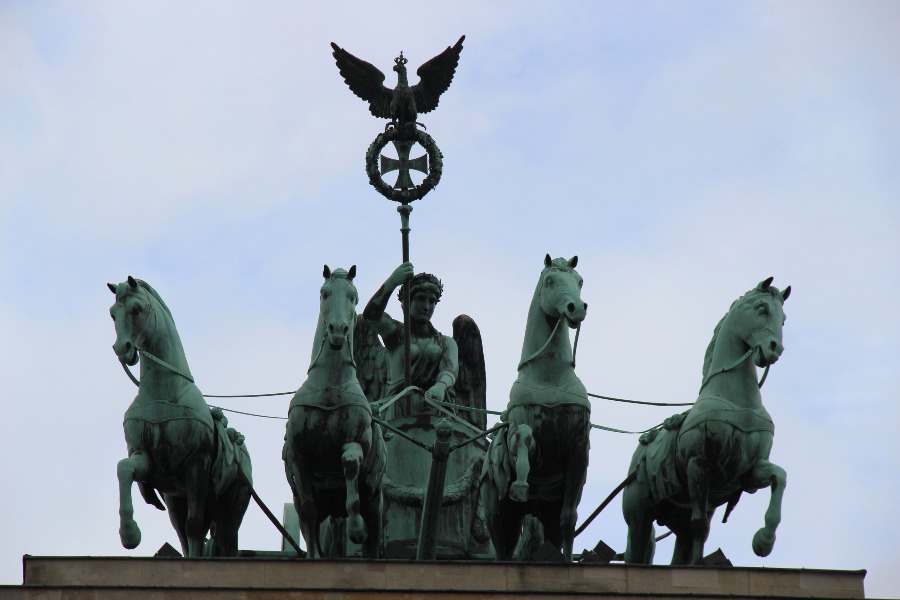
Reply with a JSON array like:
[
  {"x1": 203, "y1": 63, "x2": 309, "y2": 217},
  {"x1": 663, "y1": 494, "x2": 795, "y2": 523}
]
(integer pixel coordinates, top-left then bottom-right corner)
[
  {"x1": 701, "y1": 286, "x2": 786, "y2": 379},
  {"x1": 135, "y1": 279, "x2": 175, "y2": 324}
]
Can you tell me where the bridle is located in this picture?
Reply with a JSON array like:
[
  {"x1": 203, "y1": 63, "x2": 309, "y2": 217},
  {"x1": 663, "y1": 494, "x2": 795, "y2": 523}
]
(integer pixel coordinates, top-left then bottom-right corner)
[
  {"x1": 307, "y1": 278, "x2": 359, "y2": 374},
  {"x1": 118, "y1": 288, "x2": 194, "y2": 387},
  {"x1": 517, "y1": 268, "x2": 584, "y2": 371}
]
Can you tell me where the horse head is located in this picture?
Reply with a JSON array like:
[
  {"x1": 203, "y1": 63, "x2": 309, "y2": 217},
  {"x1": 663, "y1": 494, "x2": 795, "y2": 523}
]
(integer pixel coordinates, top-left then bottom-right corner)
[
  {"x1": 724, "y1": 277, "x2": 791, "y2": 368},
  {"x1": 320, "y1": 265, "x2": 358, "y2": 351},
  {"x1": 108, "y1": 276, "x2": 159, "y2": 366},
  {"x1": 539, "y1": 254, "x2": 587, "y2": 328}
]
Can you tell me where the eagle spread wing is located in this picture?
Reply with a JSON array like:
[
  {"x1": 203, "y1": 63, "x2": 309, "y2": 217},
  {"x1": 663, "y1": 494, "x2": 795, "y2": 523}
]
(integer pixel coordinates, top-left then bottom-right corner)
[
  {"x1": 413, "y1": 35, "x2": 465, "y2": 115},
  {"x1": 330, "y1": 42, "x2": 393, "y2": 119},
  {"x1": 331, "y1": 35, "x2": 465, "y2": 123}
]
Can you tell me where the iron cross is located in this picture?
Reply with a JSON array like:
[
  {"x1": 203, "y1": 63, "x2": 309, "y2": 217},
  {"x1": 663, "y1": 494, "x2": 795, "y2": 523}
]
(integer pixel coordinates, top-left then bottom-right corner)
[{"x1": 380, "y1": 140, "x2": 428, "y2": 191}]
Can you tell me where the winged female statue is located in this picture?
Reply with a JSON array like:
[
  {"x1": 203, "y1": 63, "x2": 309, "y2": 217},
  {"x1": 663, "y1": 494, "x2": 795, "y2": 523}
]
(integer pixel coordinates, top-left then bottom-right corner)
[{"x1": 354, "y1": 261, "x2": 488, "y2": 557}]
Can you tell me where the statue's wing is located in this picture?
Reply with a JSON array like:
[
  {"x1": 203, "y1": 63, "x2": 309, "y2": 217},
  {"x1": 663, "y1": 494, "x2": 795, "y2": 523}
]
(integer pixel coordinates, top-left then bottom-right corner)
[
  {"x1": 413, "y1": 35, "x2": 465, "y2": 115},
  {"x1": 331, "y1": 42, "x2": 393, "y2": 119},
  {"x1": 354, "y1": 313, "x2": 388, "y2": 403},
  {"x1": 452, "y1": 313, "x2": 486, "y2": 430}
]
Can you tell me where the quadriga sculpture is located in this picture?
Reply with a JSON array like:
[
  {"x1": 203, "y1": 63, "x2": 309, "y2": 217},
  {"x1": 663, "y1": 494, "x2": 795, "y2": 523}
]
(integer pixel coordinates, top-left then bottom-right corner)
[
  {"x1": 283, "y1": 266, "x2": 386, "y2": 558},
  {"x1": 623, "y1": 277, "x2": 791, "y2": 565},
  {"x1": 480, "y1": 255, "x2": 590, "y2": 561},
  {"x1": 108, "y1": 276, "x2": 252, "y2": 557}
]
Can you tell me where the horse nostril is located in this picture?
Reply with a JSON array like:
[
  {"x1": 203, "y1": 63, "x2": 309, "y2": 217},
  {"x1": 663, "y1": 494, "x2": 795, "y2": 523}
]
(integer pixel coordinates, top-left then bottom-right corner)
[
  {"x1": 567, "y1": 302, "x2": 575, "y2": 314},
  {"x1": 770, "y1": 340, "x2": 778, "y2": 351},
  {"x1": 327, "y1": 324, "x2": 335, "y2": 333},
  {"x1": 341, "y1": 324, "x2": 349, "y2": 334},
  {"x1": 583, "y1": 302, "x2": 588, "y2": 311}
]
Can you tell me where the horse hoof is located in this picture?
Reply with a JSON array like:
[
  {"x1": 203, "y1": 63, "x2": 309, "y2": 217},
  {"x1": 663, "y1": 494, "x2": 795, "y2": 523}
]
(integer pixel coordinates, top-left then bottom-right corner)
[
  {"x1": 120, "y1": 520, "x2": 142, "y2": 550},
  {"x1": 752, "y1": 528, "x2": 775, "y2": 557},
  {"x1": 510, "y1": 482, "x2": 529, "y2": 503},
  {"x1": 347, "y1": 515, "x2": 366, "y2": 544}
]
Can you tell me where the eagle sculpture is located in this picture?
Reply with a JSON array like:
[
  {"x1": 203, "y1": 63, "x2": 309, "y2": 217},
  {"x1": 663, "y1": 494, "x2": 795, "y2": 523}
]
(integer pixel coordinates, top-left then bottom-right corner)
[{"x1": 331, "y1": 35, "x2": 465, "y2": 132}]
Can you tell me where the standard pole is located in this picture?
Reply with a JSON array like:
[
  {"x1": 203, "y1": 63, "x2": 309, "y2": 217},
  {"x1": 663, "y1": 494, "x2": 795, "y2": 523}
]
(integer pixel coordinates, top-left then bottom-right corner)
[{"x1": 398, "y1": 203, "x2": 413, "y2": 388}]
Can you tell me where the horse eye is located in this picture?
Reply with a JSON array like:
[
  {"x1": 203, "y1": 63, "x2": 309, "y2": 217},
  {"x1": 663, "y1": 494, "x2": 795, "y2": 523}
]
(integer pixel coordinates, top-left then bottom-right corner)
[
  {"x1": 578, "y1": 280, "x2": 583, "y2": 288},
  {"x1": 545, "y1": 277, "x2": 554, "y2": 287}
]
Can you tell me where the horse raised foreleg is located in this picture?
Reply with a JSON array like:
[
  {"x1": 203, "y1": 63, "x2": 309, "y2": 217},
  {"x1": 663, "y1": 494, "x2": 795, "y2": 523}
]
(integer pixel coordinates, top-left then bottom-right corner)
[
  {"x1": 749, "y1": 459, "x2": 787, "y2": 557},
  {"x1": 117, "y1": 452, "x2": 151, "y2": 549},
  {"x1": 686, "y1": 456, "x2": 711, "y2": 565},
  {"x1": 342, "y1": 442, "x2": 366, "y2": 545},
  {"x1": 509, "y1": 424, "x2": 533, "y2": 503}
]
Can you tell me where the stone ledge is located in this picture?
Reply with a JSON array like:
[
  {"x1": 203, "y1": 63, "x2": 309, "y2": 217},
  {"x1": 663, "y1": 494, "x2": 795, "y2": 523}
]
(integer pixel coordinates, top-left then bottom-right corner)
[{"x1": 12, "y1": 556, "x2": 866, "y2": 599}]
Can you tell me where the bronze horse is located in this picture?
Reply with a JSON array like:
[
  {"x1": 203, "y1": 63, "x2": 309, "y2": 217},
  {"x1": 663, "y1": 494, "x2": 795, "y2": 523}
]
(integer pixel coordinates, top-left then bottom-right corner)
[
  {"x1": 283, "y1": 266, "x2": 386, "y2": 558},
  {"x1": 480, "y1": 255, "x2": 590, "y2": 561},
  {"x1": 623, "y1": 277, "x2": 790, "y2": 565},
  {"x1": 109, "y1": 277, "x2": 251, "y2": 557}
]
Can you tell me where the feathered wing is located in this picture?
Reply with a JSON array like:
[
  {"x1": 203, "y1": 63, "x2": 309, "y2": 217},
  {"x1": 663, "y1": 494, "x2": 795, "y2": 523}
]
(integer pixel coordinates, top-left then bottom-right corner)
[
  {"x1": 413, "y1": 35, "x2": 465, "y2": 115},
  {"x1": 354, "y1": 313, "x2": 388, "y2": 404},
  {"x1": 452, "y1": 313, "x2": 486, "y2": 430},
  {"x1": 330, "y1": 42, "x2": 393, "y2": 119}
]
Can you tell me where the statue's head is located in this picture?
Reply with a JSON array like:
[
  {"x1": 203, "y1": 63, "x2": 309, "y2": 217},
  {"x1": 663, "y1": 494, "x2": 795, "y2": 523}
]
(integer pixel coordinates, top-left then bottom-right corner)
[
  {"x1": 399, "y1": 272, "x2": 443, "y2": 306},
  {"x1": 401, "y1": 273, "x2": 442, "y2": 325}
]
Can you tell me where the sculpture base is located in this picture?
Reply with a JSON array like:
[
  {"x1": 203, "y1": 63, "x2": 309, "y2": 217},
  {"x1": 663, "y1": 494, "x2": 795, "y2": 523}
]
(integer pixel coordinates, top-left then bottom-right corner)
[{"x1": 1, "y1": 555, "x2": 866, "y2": 599}]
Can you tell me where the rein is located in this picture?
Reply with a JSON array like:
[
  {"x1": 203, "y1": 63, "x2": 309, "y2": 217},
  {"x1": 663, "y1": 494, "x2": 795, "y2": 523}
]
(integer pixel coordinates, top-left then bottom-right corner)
[
  {"x1": 121, "y1": 348, "x2": 195, "y2": 387},
  {"x1": 517, "y1": 316, "x2": 581, "y2": 371},
  {"x1": 698, "y1": 345, "x2": 770, "y2": 392}
]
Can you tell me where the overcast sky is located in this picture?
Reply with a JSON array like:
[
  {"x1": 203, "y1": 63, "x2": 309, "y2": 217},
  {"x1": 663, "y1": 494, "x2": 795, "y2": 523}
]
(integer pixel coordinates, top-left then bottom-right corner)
[{"x1": 1, "y1": 2, "x2": 898, "y2": 597}]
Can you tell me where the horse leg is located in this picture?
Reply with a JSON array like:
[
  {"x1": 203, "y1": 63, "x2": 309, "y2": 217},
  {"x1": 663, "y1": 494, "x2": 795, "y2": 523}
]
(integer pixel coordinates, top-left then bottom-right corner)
[
  {"x1": 163, "y1": 494, "x2": 190, "y2": 556},
  {"x1": 286, "y1": 450, "x2": 320, "y2": 558},
  {"x1": 665, "y1": 508, "x2": 694, "y2": 566},
  {"x1": 116, "y1": 451, "x2": 151, "y2": 550},
  {"x1": 183, "y1": 453, "x2": 211, "y2": 557},
  {"x1": 749, "y1": 459, "x2": 787, "y2": 557},
  {"x1": 360, "y1": 487, "x2": 384, "y2": 559},
  {"x1": 210, "y1": 479, "x2": 251, "y2": 557},
  {"x1": 342, "y1": 442, "x2": 366, "y2": 545},
  {"x1": 623, "y1": 491, "x2": 655, "y2": 564},
  {"x1": 558, "y1": 437, "x2": 589, "y2": 562},
  {"x1": 509, "y1": 424, "x2": 533, "y2": 503},
  {"x1": 686, "y1": 456, "x2": 711, "y2": 565}
]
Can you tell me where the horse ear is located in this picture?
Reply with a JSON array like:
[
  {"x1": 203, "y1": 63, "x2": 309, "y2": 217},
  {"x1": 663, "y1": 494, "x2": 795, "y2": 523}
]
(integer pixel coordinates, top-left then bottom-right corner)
[
  {"x1": 348, "y1": 265, "x2": 356, "y2": 281},
  {"x1": 544, "y1": 254, "x2": 552, "y2": 267},
  {"x1": 758, "y1": 276, "x2": 774, "y2": 291},
  {"x1": 782, "y1": 285, "x2": 791, "y2": 301},
  {"x1": 107, "y1": 283, "x2": 117, "y2": 294},
  {"x1": 127, "y1": 276, "x2": 138, "y2": 289},
  {"x1": 568, "y1": 256, "x2": 578, "y2": 268},
  {"x1": 323, "y1": 265, "x2": 331, "y2": 279}
]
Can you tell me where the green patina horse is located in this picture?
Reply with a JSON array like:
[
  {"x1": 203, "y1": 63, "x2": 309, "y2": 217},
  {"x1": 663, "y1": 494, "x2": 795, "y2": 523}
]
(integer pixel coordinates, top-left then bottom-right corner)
[
  {"x1": 109, "y1": 277, "x2": 252, "y2": 557},
  {"x1": 623, "y1": 277, "x2": 791, "y2": 565},
  {"x1": 283, "y1": 266, "x2": 386, "y2": 558},
  {"x1": 480, "y1": 255, "x2": 591, "y2": 562}
]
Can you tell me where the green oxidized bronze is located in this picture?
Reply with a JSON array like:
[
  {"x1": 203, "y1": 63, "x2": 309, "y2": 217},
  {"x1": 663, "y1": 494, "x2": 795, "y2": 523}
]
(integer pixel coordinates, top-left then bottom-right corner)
[
  {"x1": 479, "y1": 255, "x2": 591, "y2": 562},
  {"x1": 283, "y1": 266, "x2": 386, "y2": 559},
  {"x1": 622, "y1": 277, "x2": 791, "y2": 565},
  {"x1": 108, "y1": 277, "x2": 252, "y2": 557}
]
